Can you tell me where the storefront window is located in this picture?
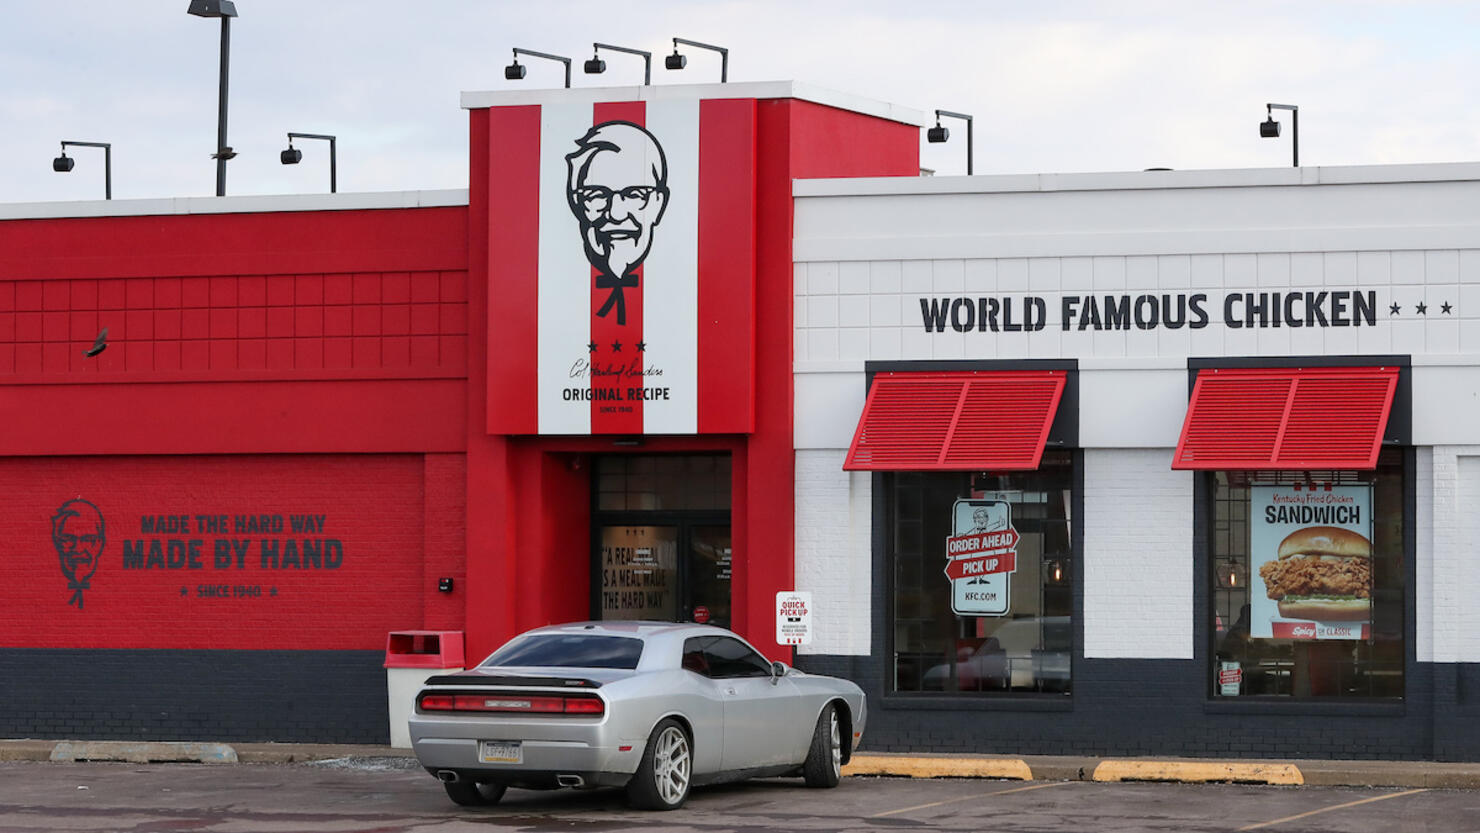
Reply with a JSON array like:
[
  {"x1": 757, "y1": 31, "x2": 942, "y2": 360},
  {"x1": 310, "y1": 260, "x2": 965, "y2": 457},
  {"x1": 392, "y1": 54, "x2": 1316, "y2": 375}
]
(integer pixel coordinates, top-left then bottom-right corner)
[
  {"x1": 888, "y1": 451, "x2": 1074, "y2": 695},
  {"x1": 1210, "y1": 449, "x2": 1405, "y2": 699}
]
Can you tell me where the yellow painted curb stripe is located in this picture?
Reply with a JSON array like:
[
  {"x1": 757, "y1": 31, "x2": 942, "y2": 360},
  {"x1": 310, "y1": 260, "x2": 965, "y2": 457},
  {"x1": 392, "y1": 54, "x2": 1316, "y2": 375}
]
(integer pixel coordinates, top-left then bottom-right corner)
[
  {"x1": 844, "y1": 755, "x2": 1032, "y2": 780},
  {"x1": 1092, "y1": 760, "x2": 1303, "y2": 786},
  {"x1": 1236, "y1": 788, "x2": 1426, "y2": 831}
]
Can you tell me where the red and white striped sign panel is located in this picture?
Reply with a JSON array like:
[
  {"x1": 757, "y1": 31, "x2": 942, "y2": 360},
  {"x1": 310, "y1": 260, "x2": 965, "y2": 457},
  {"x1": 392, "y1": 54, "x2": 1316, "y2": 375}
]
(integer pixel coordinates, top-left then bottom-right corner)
[{"x1": 484, "y1": 95, "x2": 756, "y2": 435}]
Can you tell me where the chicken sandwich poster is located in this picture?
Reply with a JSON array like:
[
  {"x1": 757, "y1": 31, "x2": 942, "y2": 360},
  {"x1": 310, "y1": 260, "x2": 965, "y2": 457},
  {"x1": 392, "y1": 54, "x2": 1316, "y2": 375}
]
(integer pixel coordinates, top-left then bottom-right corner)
[{"x1": 1251, "y1": 485, "x2": 1373, "y2": 640}]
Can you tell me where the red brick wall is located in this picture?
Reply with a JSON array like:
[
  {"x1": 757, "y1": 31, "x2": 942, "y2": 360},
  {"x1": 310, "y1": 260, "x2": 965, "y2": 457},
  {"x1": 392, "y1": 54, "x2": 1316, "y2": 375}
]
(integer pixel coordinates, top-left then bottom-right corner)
[
  {"x1": 0, "y1": 270, "x2": 467, "y2": 378},
  {"x1": 0, "y1": 454, "x2": 429, "y2": 650}
]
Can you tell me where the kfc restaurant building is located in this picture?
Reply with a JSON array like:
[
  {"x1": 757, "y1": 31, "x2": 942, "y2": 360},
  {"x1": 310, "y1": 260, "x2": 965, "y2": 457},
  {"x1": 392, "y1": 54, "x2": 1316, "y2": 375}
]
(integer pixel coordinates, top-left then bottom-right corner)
[{"x1": 4, "y1": 81, "x2": 1480, "y2": 761}]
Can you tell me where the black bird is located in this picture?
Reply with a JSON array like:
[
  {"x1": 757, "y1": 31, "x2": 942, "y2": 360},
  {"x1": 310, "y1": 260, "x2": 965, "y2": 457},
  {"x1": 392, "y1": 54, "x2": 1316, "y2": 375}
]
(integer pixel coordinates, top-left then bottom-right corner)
[{"x1": 84, "y1": 328, "x2": 108, "y2": 358}]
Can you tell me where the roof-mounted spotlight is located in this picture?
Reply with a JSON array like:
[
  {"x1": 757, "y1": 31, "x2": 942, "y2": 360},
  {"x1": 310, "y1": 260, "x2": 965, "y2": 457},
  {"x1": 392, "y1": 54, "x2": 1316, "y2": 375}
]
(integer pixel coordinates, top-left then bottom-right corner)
[
  {"x1": 587, "y1": 42, "x2": 651, "y2": 84},
  {"x1": 667, "y1": 37, "x2": 728, "y2": 82},
  {"x1": 507, "y1": 48, "x2": 571, "y2": 88},
  {"x1": 280, "y1": 132, "x2": 336, "y2": 192},
  {"x1": 52, "y1": 140, "x2": 111, "y2": 199},
  {"x1": 1261, "y1": 102, "x2": 1299, "y2": 167},
  {"x1": 928, "y1": 109, "x2": 973, "y2": 175}
]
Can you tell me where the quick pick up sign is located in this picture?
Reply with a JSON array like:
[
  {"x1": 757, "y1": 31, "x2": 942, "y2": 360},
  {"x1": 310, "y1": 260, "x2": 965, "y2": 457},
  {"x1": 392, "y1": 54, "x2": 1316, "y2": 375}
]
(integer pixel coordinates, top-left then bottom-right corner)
[{"x1": 947, "y1": 499, "x2": 1019, "y2": 616}]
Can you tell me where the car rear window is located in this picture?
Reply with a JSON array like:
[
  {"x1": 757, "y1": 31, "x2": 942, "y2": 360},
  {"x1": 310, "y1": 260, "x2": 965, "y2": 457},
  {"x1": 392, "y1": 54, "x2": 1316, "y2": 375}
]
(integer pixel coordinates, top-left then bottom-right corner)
[{"x1": 481, "y1": 634, "x2": 644, "y2": 670}]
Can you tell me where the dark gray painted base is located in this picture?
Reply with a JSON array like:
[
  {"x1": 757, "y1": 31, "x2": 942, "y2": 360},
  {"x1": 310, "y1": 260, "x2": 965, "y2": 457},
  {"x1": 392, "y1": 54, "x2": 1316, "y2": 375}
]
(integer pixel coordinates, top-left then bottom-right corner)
[
  {"x1": 0, "y1": 649, "x2": 388, "y2": 743},
  {"x1": 796, "y1": 654, "x2": 1480, "y2": 761}
]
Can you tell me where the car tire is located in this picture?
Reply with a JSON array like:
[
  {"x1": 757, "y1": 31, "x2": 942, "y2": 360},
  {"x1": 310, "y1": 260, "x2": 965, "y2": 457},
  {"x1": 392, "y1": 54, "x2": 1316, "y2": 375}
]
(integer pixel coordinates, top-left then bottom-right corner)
[
  {"x1": 626, "y1": 718, "x2": 692, "y2": 810},
  {"x1": 802, "y1": 703, "x2": 842, "y2": 788},
  {"x1": 442, "y1": 780, "x2": 507, "y2": 807}
]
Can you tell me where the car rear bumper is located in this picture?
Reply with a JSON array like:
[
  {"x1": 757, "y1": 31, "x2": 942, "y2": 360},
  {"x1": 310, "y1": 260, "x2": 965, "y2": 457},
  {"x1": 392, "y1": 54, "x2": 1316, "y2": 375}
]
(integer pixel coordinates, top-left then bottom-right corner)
[{"x1": 409, "y1": 715, "x2": 644, "y2": 784}]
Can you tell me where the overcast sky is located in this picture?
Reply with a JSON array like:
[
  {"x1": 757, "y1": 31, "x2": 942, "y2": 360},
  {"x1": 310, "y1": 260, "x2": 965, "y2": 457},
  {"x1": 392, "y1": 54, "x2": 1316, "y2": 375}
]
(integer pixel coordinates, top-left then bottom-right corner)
[{"x1": 2, "y1": 1, "x2": 1478, "y2": 203}]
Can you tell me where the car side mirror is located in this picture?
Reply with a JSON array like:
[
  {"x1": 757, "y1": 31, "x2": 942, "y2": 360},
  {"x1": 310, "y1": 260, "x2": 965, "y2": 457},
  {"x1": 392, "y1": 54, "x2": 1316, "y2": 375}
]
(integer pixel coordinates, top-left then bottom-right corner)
[{"x1": 771, "y1": 660, "x2": 787, "y2": 684}]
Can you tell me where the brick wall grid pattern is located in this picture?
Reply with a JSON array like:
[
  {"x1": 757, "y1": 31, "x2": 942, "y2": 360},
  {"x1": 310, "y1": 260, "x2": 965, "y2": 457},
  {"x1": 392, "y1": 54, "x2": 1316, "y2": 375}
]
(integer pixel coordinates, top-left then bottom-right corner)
[
  {"x1": 1083, "y1": 449, "x2": 1195, "y2": 660},
  {"x1": 795, "y1": 449, "x2": 871, "y2": 656},
  {"x1": 0, "y1": 271, "x2": 468, "y2": 376},
  {"x1": 793, "y1": 252, "x2": 1480, "y2": 364}
]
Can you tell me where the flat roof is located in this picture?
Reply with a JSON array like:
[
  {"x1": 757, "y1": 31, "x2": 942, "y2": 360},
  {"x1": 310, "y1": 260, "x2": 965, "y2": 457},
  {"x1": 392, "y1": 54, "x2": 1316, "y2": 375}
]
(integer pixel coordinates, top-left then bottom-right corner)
[
  {"x1": 0, "y1": 189, "x2": 469, "y2": 221},
  {"x1": 795, "y1": 161, "x2": 1480, "y2": 197},
  {"x1": 460, "y1": 80, "x2": 927, "y2": 128}
]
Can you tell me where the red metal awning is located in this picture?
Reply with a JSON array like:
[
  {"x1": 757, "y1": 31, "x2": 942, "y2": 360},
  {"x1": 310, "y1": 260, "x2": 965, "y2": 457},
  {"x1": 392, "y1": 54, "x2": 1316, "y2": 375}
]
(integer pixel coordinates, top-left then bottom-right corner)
[
  {"x1": 843, "y1": 370, "x2": 1066, "y2": 471},
  {"x1": 1171, "y1": 366, "x2": 1400, "y2": 470}
]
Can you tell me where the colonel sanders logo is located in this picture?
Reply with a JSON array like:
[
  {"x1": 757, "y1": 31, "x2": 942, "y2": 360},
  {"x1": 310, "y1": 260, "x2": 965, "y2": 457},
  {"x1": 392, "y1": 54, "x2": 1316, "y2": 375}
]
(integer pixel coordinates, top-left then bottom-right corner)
[
  {"x1": 565, "y1": 121, "x2": 669, "y2": 326},
  {"x1": 52, "y1": 499, "x2": 105, "y2": 609}
]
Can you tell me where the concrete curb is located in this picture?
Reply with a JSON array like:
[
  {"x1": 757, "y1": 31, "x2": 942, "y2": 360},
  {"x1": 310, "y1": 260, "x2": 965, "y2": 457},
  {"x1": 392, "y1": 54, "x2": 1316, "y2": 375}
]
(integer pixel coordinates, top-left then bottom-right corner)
[
  {"x1": 844, "y1": 754, "x2": 1033, "y2": 780},
  {"x1": 50, "y1": 741, "x2": 238, "y2": 764},
  {"x1": 1091, "y1": 760, "x2": 1304, "y2": 785}
]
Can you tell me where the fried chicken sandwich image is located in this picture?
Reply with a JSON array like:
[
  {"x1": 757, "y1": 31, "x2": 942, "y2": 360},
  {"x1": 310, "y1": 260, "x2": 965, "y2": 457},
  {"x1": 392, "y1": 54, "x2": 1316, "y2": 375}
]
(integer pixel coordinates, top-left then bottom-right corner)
[{"x1": 1258, "y1": 526, "x2": 1372, "y2": 621}]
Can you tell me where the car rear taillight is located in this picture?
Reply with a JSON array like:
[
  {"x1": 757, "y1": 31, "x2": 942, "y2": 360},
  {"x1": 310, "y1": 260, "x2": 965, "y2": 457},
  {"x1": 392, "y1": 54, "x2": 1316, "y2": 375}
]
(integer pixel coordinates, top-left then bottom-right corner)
[
  {"x1": 562, "y1": 697, "x2": 605, "y2": 715},
  {"x1": 418, "y1": 692, "x2": 604, "y2": 716}
]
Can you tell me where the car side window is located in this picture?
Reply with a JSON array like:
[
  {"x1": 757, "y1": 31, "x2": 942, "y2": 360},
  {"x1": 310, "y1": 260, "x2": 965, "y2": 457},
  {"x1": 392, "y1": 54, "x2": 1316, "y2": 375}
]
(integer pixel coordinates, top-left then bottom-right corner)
[
  {"x1": 681, "y1": 637, "x2": 713, "y2": 677},
  {"x1": 703, "y1": 636, "x2": 773, "y2": 679}
]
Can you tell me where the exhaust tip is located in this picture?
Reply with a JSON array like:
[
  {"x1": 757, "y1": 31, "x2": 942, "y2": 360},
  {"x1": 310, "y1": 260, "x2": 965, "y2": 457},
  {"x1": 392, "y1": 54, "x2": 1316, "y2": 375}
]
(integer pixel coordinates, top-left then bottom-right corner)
[
  {"x1": 437, "y1": 770, "x2": 459, "y2": 783},
  {"x1": 556, "y1": 774, "x2": 585, "y2": 788}
]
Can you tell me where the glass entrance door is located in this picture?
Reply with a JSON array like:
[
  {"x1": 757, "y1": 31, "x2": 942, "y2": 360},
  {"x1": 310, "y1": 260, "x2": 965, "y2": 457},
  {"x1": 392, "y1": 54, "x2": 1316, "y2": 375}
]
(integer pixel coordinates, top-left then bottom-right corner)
[
  {"x1": 598, "y1": 525, "x2": 679, "y2": 620},
  {"x1": 592, "y1": 454, "x2": 732, "y2": 627},
  {"x1": 596, "y1": 522, "x2": 732, "y2": 627}
]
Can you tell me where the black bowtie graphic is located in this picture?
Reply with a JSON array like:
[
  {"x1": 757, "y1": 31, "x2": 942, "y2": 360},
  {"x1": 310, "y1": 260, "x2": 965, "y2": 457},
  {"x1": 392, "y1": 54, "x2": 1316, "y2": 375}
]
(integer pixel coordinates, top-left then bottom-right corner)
[
  {"x1": 67, "y1": 576, "x2": 89, "y2": 609},
  {"x1": 595, "y1": 271, "x2": 638, "y2": 326}
]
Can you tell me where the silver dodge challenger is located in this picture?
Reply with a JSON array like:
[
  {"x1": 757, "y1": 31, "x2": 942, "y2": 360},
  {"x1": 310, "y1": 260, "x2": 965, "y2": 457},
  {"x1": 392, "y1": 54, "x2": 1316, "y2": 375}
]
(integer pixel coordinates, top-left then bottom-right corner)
[{"x1": 408, "y1": 621, "x2": 866, "y2": 810}]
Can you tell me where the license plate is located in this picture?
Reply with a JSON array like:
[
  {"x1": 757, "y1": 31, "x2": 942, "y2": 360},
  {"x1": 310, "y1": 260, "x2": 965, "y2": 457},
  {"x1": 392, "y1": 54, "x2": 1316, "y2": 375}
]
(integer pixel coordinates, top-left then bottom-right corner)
[{"x1": 479, "y1": 741, "x2": 522, "y2": 764}]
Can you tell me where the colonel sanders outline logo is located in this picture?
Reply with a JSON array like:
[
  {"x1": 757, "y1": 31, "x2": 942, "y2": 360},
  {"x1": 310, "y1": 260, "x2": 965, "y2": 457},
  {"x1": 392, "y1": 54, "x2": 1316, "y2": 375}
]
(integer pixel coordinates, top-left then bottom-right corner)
[
  {"x1": 565, "y1": 121, "x2": 670, "y2": 326},
  {"x1": 52, "y1": 499, "x2": 105, "y2": 609}
]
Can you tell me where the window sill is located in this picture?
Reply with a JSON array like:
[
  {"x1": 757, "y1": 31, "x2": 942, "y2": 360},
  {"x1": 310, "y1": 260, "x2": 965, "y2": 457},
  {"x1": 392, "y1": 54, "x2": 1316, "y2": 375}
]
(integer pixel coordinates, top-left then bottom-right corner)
[
  {"x1": 882, "y1": 693, "x2": 1073, "y2": 712},
  {"x1": 1204, "y1": 698, "x2": 1404, "y2": 717}
]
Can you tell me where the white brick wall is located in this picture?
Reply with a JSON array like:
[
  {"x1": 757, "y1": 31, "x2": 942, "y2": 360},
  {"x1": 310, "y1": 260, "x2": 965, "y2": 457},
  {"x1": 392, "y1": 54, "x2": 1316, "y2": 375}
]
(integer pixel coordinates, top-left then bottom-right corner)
[
  {"x1": 793, "y1": 251, "x2": 1480, "y2": 366},
  {"x1": 1422, "y1": 446, "x2": 1480, "y2": 663},
  {"x1": 1083, "y1": 449, "x2": 1195, "y2": 659},
  {"x1": 794, "y1": 450, "x2": 872, "y2": 656}
]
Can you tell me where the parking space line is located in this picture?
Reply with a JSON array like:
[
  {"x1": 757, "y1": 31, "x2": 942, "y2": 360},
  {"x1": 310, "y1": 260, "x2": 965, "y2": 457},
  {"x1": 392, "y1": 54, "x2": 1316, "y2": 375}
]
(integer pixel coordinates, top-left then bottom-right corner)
[
  {"x1": 867, "y1": 780, "x2": 1072, "y2": 818},
  {"x1": 1235, "y1": 788, "x2": 1428, "y2": 831}
]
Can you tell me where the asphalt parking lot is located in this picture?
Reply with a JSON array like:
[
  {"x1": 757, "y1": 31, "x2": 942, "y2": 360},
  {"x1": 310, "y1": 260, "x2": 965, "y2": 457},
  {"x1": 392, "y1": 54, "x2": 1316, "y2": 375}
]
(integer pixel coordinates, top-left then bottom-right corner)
[{"x1": 4, "y1": 758, "x2": 1480, "y2": 833}]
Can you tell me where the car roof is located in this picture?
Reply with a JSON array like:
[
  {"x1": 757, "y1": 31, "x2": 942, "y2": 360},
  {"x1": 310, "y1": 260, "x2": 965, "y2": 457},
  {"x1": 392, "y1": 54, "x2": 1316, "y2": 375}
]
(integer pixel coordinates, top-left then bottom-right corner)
[
  {"x1": 492, "y1": 621, "x2": 759, "y2": 672},
  {"x1": 521, "y1": 620, "x2": 734, "y2": 640}
]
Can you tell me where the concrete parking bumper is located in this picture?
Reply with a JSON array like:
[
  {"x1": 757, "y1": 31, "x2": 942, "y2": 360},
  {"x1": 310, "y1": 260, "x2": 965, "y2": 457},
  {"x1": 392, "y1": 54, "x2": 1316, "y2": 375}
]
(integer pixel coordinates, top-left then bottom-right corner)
[{"x1": 8, "y1": 740, "x2": 1480, "y2": 789}]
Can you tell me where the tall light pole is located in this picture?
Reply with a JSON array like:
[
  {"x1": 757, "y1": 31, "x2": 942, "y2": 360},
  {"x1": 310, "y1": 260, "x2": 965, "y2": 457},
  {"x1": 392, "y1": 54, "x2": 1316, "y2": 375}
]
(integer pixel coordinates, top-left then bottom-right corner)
[{"x1": 188, "y1": 0, "x2": 239, "y2": 196}]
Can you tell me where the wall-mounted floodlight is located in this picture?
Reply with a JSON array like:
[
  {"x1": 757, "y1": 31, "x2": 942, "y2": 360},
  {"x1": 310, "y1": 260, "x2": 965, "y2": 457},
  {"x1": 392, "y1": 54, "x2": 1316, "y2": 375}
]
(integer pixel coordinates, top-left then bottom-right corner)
[
  {"x1": 187, "y1": 0, "x2": 239, "y2": 196},
  {"x1": 1261, "y1": 102, "x2": 1299, "y2": 167},
  {"x1": 280, "y1": 132, "x2": 336, "y2": 193},
  {"x1": 506, "y1": 48, "x2": 572, "y2": 88},
  {"x1": 927, "y1": 109, "x2": 974, "y2": 175},
  {"x1": 666, "y1": 37, "x2": 728, "y2": 82},
  {"x1": 586, "y1": 42, "x2": 651, "y2": 84},
  {"x1": 52, "y1": 141, "x2": 112, "y2": 199}
]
